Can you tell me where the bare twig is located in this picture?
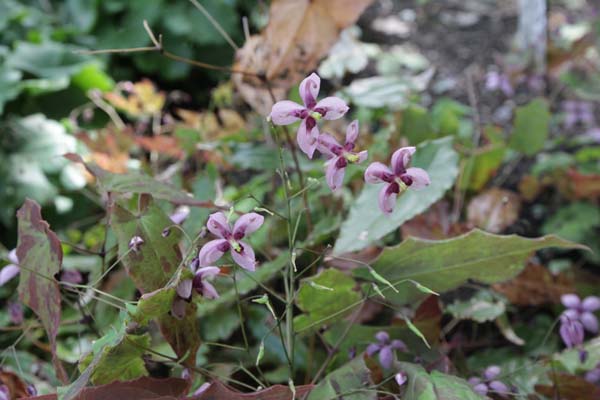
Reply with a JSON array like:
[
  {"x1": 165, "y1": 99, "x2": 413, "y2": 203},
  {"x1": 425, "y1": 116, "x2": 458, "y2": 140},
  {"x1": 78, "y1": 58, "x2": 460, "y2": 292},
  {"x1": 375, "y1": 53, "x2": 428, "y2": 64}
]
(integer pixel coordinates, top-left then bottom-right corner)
[{"x1": 188, "y1": 0, "x2": 239, "y2": 51}]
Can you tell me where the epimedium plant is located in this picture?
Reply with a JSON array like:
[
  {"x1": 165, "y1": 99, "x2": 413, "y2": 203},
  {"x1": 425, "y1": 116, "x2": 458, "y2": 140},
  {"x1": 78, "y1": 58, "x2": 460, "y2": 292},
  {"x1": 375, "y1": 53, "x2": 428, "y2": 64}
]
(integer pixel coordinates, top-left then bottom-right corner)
[{"x1": 0, "y1": 68, "x2": 594, "y2": 400}]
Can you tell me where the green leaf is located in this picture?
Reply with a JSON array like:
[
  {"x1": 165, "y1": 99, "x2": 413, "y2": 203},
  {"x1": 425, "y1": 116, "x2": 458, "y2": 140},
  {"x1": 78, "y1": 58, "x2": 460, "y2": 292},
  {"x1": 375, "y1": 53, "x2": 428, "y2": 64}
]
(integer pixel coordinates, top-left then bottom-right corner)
[
  {"x1": 334, "y1": 137, "x2": 459, "y2": 254},
  {"x1": 197, "y1": 253, "x2": 288, "y2": 316},
  {"x1": 84, "y1": 334, "x2": 150, "y2": 385},
  {"x1": 66, "y1": 154, "x2": 210, "y2": 207},
  {"x1": 0, "y1": 66, "x2": 22, "y2": 114},
  {"x1": 294, "y1": 269, "x2": 362, "y2": 333},
  {"x1": 401, "y1": 105, "x2": 436, "y2": 144},
  {"x1": 447, "y1": 290, "x2": 506, "y2": 323},
  {"x1": 398, "y1": 362, "x2": 482, "y2": 400},
  {"x1": 307, "y1": 357, "x2": 376, "y2": 400},
  {"x1": 109, "y1": 196, "x2": 199, "y2": 365},
  {"x1": 358, "y1": 229, "x2": 585, "y2": 306},
  {"x1": 16, "y1": 199, "x2": 67, "y2": 383},
  {"x1": 132, "y1": 287, "x2": 176, "y2": 326},
  {"x1": 6, "y1": 41, "x2": 89, "y2": 79},
  {"x1": 342, "y1": 74, "x2": 431, "y2": 109},
  {"x1": 71, "y1": 63, "x2": 115, "y2": 92},
  {"x1": 509, "y1": 98, "x2": 550, "y2": 155},
  {"x1": 541, "y1": 202, "x2": 600, "y2": 244}
]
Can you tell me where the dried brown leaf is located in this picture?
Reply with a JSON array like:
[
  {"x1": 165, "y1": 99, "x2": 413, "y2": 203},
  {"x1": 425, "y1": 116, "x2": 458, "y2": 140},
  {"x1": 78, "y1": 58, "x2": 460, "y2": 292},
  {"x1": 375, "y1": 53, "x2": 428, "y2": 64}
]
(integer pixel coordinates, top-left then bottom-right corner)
[
  {"x1": 467, "y1": 188, "x2": 521, "y2": 233},
  {"x1": 493, "y1": 263, "x2": 574, "y2": 306}
]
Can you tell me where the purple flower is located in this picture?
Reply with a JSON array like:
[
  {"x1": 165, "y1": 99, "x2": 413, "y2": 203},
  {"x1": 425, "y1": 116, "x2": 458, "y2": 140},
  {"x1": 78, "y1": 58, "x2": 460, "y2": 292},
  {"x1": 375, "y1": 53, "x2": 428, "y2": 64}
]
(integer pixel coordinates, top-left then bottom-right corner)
[
  {"x1": 559, "y1": 314, "x2": 585, "y2": 349},
  {"x1": 395, "y1": 371, "x2": 407, "y2": 387},
  {"x1": 317, "y1": 120, "x2": 368, "y2": 191},
  {"x1": 192, "y1": 266, "x2": 221, "y2": 299},
  {"x1": 128, "y1": 236, "x2": 144, "y2": 253},
  {"x1": 170, "y1": 206, "x2": 190, "y2": 225},
  {"x1": 269, "y1": 73, "x2": 349, "y2": 158},
  {"x1": 194, "y1": 382, "x2": 211, "y2": 396},
  {"x1": 561, "y1": 294, "x2": 600, "y2": 334},
  {"x1": 562, "y1": 100, "x2": 595, "y2": 129},
  {"x1": 485, "y1": 71, "x2": 514, "y2": 97},
  {"x1": 0, "y1": 385, "x2": 8, "y2": 400},
  {"x1": 0, "y1": 249, "x2": 20, "y2": 287},
  {"x1": 9, "y1": 301, "x2": 23, "y2": 325},
  {"x1": 365, "y1": 331, "x2": 407, "y2": 369},
  {"x1": 198, "y1": 212, "x2": 264, "y2": 271},
  {"x1": 468, "y1": 366, "x2": 510, "y2": 396},
  {"x1": 60, "y1": 269, "x2": 83, "y2": 285},
  {"x1": 364, "y1": 147, "x2": 431, "y2": 214},
  {"x1": 585, "y1": 363, "x2": 600, "y2": 384}
]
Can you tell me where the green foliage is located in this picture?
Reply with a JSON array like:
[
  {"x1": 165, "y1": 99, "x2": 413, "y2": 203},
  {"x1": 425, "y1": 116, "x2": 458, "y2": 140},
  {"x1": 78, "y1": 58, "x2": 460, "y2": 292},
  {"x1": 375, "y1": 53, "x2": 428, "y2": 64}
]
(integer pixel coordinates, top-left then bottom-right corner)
[
  {"x1": 358, "y1": 229, "x2": 584, "y2": 306},
  {"x1": 335, "y1": 137, "x2": 459, "y2": 254},
  {"x1": 446, "y1": 290, "x2": 506, "y2": 323},
  {"x1": 542, "y1": 202, "x2": 600, "y2": 244},
  {"x1": 509, "y1": 98, "x2": 550, "y2": 155},
  {"x1": 398, "y1": 362, "x2": 481, "y2": 399},
  {"x1": 294, "y1": 269, "x2": 362, "y2": 333},
  {"x1": 307, "y1": 357, "x2": 376, "y2": 400}
]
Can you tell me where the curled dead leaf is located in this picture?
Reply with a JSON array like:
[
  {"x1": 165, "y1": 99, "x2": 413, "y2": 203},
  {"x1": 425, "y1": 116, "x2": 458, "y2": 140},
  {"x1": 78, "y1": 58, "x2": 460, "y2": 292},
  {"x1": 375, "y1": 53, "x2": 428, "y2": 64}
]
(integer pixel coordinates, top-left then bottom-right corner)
[
  {"x1": 232, "y1": 0, "x2": 375, "y2": 114},
  {"x1": 467, "y1": 188, "x2": 521, "y2": 233}
]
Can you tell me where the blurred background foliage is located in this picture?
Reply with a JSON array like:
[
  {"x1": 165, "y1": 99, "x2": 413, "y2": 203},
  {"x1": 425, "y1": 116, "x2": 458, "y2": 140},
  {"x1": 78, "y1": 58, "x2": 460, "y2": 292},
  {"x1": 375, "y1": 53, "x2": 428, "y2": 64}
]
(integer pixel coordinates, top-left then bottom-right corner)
[{"x1": 0, "y1": 0, "x2": 257, "y2": 234}]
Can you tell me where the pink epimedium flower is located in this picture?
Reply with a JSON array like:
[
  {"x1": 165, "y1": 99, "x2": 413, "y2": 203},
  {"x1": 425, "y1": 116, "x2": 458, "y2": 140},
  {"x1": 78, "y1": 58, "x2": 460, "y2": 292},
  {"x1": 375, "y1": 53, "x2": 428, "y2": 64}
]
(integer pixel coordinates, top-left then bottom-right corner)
[
  {"x1": 364, "y1": 147, "x2": 431, "y2": 214},
  {"x1": 269, "y1": 73, "x2": 349, "y2": 158},
  {"x1": 198, "y1": 212, "x2": 264, "y2": 271},
  {"x1": 192, "y1": 266, "x2": 221, "y2": 299},
  {"x1": 0, "y1": 249, "x2": 20, "y2": 287},
  {"x1": 317, "y1": 120, "x2": 368, "y2": 191}
]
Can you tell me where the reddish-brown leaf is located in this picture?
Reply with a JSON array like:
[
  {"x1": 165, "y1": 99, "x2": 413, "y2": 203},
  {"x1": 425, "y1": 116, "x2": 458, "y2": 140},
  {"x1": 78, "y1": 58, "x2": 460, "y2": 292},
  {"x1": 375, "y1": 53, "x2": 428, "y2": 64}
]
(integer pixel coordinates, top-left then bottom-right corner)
[
  {"x1": 467, "y1": 188, "x2": 521, "y2": 233},
  {"x1": 16, "y1": 199, "x2": 68, "y2": 383},
  {"x1": 493, "y1": 263, "x2": 574, "y2": 306},
  {"x1": 0, "y1": 369, "x2": 29, "y2": 399},
  {"x1": 24, "y1": 377, "x2": 190, "y2": 400},
  {"x1": 566, "y1": 169, "x2": 600, "y2": 200},
  {"x1": 401, "y1": 200, "x2": 469, "y2": 240},
  {"x1": 133, "y1": 136, "x2": 185, "y2": 159},
  {"x1": 196, "y1": 380, "x2": 313, "y2": 400},
  {"x1": 535, "y1": 373, "x2": 600, "y2": 400}
]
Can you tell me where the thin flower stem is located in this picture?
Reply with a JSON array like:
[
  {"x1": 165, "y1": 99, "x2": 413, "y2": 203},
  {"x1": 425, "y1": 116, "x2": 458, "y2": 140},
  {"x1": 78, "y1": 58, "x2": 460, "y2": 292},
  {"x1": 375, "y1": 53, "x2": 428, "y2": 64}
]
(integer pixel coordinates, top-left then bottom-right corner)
[
  {"x1": 232, "y1": 268, "x2": 250, "y2": 352},
  {"x1": 188, "y1": 0, "x2": 239, "y2": 51}
]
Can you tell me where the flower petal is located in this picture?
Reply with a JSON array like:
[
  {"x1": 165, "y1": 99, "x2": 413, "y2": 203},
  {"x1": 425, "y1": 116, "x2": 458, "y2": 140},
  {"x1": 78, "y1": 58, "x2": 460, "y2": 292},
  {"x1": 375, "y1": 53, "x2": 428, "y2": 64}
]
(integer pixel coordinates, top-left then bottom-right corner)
[
  {"x1": 378, "y1": 345, "x2": 393, "y2": 369},
  {"x1": 170, "y1": 206, "x2": 190, "y2": 225},
  {"x1": 206, "y1": 212, "x2": 231, "y2": 238},
  {"x1": 198, "y1": 239, "x2": 229, "y2": 266},
  {"x1": 177, "y1": 279, "x2": 193, "y2": 299},
  {"x1": 171, "y1": 297, "x2": 187, "y2": 320},
  {"x1": 483, "y1": 366, "x2": 501, "y2": 380},
  {"x1": 378, "y1": 183, "x2": 398, "y2": 214},
  {"x1": 395, "y1": 372, "x2": 407, "y2": 386},
  {"x1": 364, "y1": 162, "x2": 393, "y2": 184},
  {"x1": 473, "y1": 383, "x2": 488, "y2": 395},
  {"x1": 375, "y1": 331, "x2": 390, "y2": 343},
  {"x1": 232, "y1": 213, "x2": 264, "y2": 240},
  {"x1": 561, "y1": 294, "x2": 581, "y2": 309},
  {"x1": 269, "y1": 100, "x2": 305, "y2": 125},
  {"x1": 8, "y1": 249, "x2": 18, "y2": 265},
  {"x1": 345, "y1": 120, "x2": 359, "y2": 145},
  {"x1": 405, "y1": 167, "x2": 431, "y2": 189},
  {"x1": 581, "y1": 312, "x2": 599, "y2": 333},
  {"x1": 197, "y1": 266, "x2": 221, "y2": 279},
  {"x1": 299, "y1": 73, "x2": 320, "y2": 109},
  {"x1": 314, "y1": 96, "x2": 349, "y2": 120},
  {"x1": 0, "y1": 264, "x2": 20, "y2": 287},
  {"x1": 231, "y1": 241, "x2": 256, "y2": 271},
  {"x1": 325, "y1": 158, "x2": 346, "y2": 191},
  {"x1": 365, "y1": 343, "x2": 381, "y2": 356},
  {"x1": 317, "y1": 134, "x2": 343, "y2": 158},
  {"x1": 391, "y1": 340, "x2": 407, "y2": 351},
  {"x1": 297, "y1": 118, "x2": 319, "y2": 159},
  {"x1": 357, "y1": 150, "x2": 368, "y2": 164},
  {"x1": 201, "y1": 281, "x2": 220, "y2": 299},
  {"x1": 391, "y1": 147, "x2": 415, "y2": 174},
  {"x1": 582, "y1": 296, "x2": 600, "y2": 312},
  {"x1": 194, "y1": 383, "x2": 211, "y2": 397},
  {"x1": 488, "y1": 380, "x2": 509, "y2": 394}
]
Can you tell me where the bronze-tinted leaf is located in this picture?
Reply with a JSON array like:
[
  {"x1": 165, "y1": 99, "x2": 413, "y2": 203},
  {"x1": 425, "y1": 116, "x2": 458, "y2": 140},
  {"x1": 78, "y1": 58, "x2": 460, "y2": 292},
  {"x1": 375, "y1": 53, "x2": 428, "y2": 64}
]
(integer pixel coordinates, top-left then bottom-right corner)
[
  {"x1": 467, "y1": 188, "x2": 521, "y2": 233},
  {"x1": 197, "y1": 380, "x2": 313, "y2": 400},
  {"x1": 16, "y1": 199, "x2": 68, "y2": 383}
]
